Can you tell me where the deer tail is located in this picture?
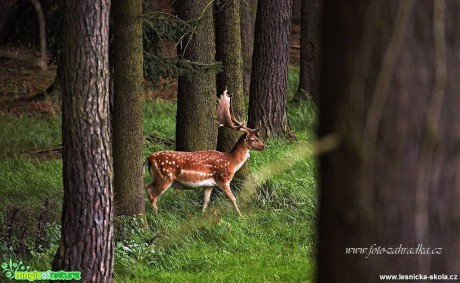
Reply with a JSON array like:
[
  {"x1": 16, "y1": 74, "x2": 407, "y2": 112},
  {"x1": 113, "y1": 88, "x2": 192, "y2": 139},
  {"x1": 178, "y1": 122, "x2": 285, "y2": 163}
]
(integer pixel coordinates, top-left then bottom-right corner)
[{"x1": 143, "y1": 157, "x2": 154, "y2": 182}]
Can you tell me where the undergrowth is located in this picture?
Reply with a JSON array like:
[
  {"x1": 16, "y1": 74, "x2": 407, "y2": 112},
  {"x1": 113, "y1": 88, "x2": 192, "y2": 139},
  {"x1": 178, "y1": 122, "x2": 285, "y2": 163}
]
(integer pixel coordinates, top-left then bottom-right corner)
[{"x1": 0, "y1": 69, "x2": 317, "y2": 282}]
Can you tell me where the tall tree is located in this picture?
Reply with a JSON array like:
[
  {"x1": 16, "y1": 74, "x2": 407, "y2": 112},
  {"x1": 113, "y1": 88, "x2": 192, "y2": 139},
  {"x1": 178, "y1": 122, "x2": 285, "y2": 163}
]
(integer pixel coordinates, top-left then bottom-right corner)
[
  {"x1": 215, "y1": 0, "x2": 249, "y2": 180},
  {"x1": 295, "y1": 0, "x2": 322, "y2": 102},
  {"x1": 112, "y1": 0, "x2": 145, "y2": 216},
  {"x1": 319, "y1": 0, "x2": 460, "y2": 281},
  {"x1": 53, "y1": 0, "x2": 113, "y2": 281},
  {"x1": 292, "y1": 0, "x2": 302, "y2": 23},
  {"x1": 175, "y1": 0, "x2": 217, "y2": 151},
  {"x1": 239, "y1": 0, "x2": 257, "y2": 97},
  {"x1": 248, "y1": 0, "x2": 293, "y2": 138}
]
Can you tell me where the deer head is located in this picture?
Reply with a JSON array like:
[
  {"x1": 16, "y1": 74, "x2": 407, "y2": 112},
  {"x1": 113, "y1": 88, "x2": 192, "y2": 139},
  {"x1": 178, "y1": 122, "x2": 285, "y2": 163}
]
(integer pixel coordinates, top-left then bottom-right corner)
[{"x1": 238, "y1": 123, "x2": 266, "y2": 151}]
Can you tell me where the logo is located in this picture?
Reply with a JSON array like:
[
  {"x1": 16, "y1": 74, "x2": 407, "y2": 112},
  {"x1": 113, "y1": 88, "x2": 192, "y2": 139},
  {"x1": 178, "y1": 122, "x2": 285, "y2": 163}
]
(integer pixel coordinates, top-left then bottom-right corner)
[{"x1": 1, "y1": 259, "x2": 81, "y2": 281}]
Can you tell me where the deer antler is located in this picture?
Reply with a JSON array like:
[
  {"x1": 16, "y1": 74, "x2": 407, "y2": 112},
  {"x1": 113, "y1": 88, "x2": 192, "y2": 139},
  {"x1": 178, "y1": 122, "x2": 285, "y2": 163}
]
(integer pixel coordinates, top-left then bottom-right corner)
[
  {"x1": 216, "y1": 88, "x2": 244, "y2": 130},
  {"x1": 239, "y1": 122, "x2": 261, "y2": 136}
]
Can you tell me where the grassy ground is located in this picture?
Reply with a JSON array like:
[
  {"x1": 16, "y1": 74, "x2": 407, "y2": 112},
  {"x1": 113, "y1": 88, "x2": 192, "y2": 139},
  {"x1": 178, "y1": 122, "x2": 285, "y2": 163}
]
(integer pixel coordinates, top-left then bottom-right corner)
[{"x1": 0, "y1": 69, "x2": 317, "y2": 282}]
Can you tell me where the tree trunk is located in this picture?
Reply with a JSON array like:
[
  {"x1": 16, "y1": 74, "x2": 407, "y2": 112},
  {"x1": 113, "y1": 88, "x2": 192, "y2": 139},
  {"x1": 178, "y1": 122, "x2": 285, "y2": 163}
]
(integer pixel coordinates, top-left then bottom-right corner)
[
  {"x1": 0, "y1": 0, "x2": 61, "y2": 60},
  {"x1": 240, "y1": 0, "x2": 257, "y2": 97},
  {"x1": 319, "y1": 0, "x2": 460, "y2": 281},
  {"x1": 175, "y1": 0, "x2": 217, "y2": 151},
  {"x1": 292, "y1": 0, "x2": 302, "y2": 24},
  {"x1": 53, "y1": 0, "x2": 114, "y2": 281},
  {"x1": 215, "y1": 0, "x2": 249, "y2": 180},
  {"x1": 112, "y1": 0, "x2": 145, "y2": 216},
  {"x1": 295, "y1": 0, "x2": 322, "y2": 102},
  {"x1": 29, "y1": 0, "x2": 47, "y2": 71},
  {"x1": 248, "y1": 0, "x2": 293, "y2": 138}
]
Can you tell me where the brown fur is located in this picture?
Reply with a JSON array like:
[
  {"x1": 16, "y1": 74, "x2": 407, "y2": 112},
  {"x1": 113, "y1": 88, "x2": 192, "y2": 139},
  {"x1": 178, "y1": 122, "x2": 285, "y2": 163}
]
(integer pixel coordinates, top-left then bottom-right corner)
[{"x1": 144, "y1": 132, "x2": 266, "y2": 216}]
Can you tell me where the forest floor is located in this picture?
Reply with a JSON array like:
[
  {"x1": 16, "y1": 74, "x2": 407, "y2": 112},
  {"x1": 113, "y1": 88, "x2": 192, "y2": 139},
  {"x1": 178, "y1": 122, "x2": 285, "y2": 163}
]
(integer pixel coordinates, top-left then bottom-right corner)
[
  {"x1": 0, "y1": 23, "x2": 315, "y2": 283},
  {"x1": 0, "y1": 96, "x2": 317, "y2": 282}
]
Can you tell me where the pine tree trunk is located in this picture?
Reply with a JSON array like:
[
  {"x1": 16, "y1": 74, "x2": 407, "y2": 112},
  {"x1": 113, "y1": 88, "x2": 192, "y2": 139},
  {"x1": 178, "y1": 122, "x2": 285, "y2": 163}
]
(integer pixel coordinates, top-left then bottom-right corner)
[
  {"x1": 295, "y1": 0, "x2": 322, "y2": 102},
  {"x1": 215, "y1": 0, "x2": 249, "y2": 181},
  {"x1": 319, "y1": 0, "x2": 460, "y2": 281},
  {"x1": 53, "y1": 0, "x2": 114, "y2": 281},
  {"x1": 175, "y1": 0, "x2": 217, "y2": 151},
  {"x1": 112, "y1": 0, "x2": 145, "y2": 216},
  {"x1": 240, "y1": 0, "x2": 257, "y2": 97},
  {"x1": 248, "y1": 0, "x2": 293, "y2": 138}
]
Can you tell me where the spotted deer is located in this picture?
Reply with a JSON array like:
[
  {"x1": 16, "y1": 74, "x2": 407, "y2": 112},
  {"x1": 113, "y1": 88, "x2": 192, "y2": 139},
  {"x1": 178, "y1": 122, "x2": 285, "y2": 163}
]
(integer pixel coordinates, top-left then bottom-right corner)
[
  {"x1": 144, "y1": 126, "x2": 266, "y2": 216},
  {"x1": 144, "y1": 90, "x2": 266, "y2": 216}
]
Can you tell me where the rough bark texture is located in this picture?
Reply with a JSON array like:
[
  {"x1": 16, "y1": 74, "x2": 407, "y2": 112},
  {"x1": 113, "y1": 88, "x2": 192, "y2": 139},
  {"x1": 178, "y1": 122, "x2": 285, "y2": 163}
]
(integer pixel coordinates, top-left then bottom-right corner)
[
  {"x1": 175, "y1": 0, "x2": 217, "y2": 151},
  {"x1": 248, "y1": 0, "x2": 293, "y2": 138},
  {"x1": 319, "y1": 1, "x2": 460, "y2": 282},
  {"x1": 112, "y1": 0, "x2": 145, "y2": 216},
  {"x1": 53, "y1": 0, "x2": 114, "y2": 281},
  {"x1": 295, "y1": 0, "x2": 322, "y2": 102},
  {"x1": 240, "y1": 0, "x2": 257, "y2": 97},
  {"x1": 215, "y1": 0, "x2": 249, "y2": 180}
]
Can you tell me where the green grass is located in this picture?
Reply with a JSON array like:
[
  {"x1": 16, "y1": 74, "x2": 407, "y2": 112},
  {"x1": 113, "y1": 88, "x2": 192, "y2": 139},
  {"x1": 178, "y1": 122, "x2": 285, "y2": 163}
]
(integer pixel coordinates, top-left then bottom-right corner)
[
  {"x1": 288, "y1": 66, "x2": 300, "y2": 102},
  {"x1": 0, "y1": 91, "x2": 318, "y2": 282},
  {"x1": 0, "y1": 112, "x2": 61, "y2": 154}
]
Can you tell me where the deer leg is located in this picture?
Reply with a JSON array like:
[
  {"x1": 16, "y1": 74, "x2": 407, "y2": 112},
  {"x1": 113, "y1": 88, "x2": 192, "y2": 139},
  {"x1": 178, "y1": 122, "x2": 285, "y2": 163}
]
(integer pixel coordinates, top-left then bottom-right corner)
[
  {"x1": 145, "y1": 183, "x2": 157, "y2": 212},
  {"x1": 145, "y1": 181, "x2": 172, "y2": 213},
  {"x1": 218, "y1": 183, "x2": 242, "y2": 217},
  {"x1": 203, "y1": 188, "x2": 213, "y2": 213}
]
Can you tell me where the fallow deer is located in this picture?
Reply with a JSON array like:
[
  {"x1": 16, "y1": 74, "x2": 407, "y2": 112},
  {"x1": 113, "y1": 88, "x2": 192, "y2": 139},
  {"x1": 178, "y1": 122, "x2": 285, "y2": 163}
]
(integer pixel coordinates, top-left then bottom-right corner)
[
  {"x1": 143, "y1": 126, "x2": 266, "y2": 216},
  {"x1": 144, "y1": 89, "x2": 266, "y2": 216}
]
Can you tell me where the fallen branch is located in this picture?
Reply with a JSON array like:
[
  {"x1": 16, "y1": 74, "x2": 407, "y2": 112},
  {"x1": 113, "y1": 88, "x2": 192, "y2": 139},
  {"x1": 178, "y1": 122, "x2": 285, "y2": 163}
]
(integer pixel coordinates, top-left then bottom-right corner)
[
  {"x1": 146, "y1": 134, "x2": 175, "y2": 146},
  {"x1": 27, "y1": 145, "x2": 62, "y2": 156}
]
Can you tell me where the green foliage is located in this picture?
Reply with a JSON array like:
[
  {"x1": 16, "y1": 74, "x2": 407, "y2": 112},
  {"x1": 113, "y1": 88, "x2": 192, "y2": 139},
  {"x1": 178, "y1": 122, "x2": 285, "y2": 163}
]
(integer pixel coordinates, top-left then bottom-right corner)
[
  {"x1": 143, "y1": 54, "x2": 222, "y2": 83},
  {"x1": 288, "y1": 99, "x2": 318, "y2": 137},
  {"x1": 143, "y1": 98, "x2": 176, "y2": 154},
  {"x1": 0, "y1": 200, "x2": 61, "y2": 264},
  {"x1": 287, "y1": 66, "x2": 300, "y2": 101},
  {"x1": 286, "y1": 66, "x2": 317, "y2": 139},
  {"x1": 0, "y1": 96, "x2": 317, "y2": 282},
  {"x1": 0, "y1": 158, "x2": 62, "y2": 213},
  {"x1": 0, "y1": 113, "x2": 61, "y2": 155},
  {"x1": 142, "y1": 3, "x2": 222, "y2": 82}
]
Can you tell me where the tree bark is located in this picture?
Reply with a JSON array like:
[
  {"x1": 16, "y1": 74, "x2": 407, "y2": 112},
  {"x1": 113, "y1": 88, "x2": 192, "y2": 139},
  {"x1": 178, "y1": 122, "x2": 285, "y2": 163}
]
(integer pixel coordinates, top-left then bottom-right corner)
[
  {"x1": 248, "y1": 0, "x2": 293, "y2": 138},
  {"x1": 292, "y1": 0, "x2": 302, "y2": 24},
  {"x1": 215, "y1": 0, "x2": 249, "y2": 180},
  {"x1": 239, "y1": 0, "x2": 257, "y2": 97},
  {"x1": 175, "y1": 0, "x2": 217, "y2": 151},
  {"x1": 295, "y1": 0, "x2": 322, "y2": 102},
  {"x1": 53, "y1": 0, "x2": 114, "y2": 281},
  {"x1": 319, "y1": 0, "x2": 460, "y2": 281},
  {"x1": 112, "y1": 0, "x2": 145, "y2": 216}
]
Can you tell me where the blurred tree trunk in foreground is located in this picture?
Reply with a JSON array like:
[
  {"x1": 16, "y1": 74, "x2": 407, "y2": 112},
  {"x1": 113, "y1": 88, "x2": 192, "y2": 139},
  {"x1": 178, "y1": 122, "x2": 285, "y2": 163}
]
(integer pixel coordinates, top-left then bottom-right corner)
[
  {"x1": 215, "y1": 0, "x2": 249, "y2": 180},
  {"x1": 112, "y1": 0, "x2": 145, "y2": 216},
  {"x1": 53, "y1": 0, "x2": 114, "y2": 281},
  {"x1": 175, "y1": 0, "x2": 217, "y2": 151},
  {"x1": 319, "y1": 1, "x2": 460, "y2": 282},
  {"x1": 248, "y1": 0, "x2": 293, "y2": 138}
]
